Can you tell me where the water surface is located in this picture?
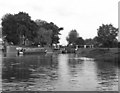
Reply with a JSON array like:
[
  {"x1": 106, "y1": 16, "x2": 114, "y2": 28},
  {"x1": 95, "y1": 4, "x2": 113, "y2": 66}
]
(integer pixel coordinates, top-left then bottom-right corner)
[{"x1": 1, "y1": 52, "x2": 119, "y2": 91}]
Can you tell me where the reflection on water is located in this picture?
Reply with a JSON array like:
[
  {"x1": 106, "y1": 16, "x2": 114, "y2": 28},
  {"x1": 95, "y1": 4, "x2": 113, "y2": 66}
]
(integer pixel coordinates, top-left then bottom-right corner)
[
  {"x1": 95, "y1": 61, "x2": 119, "y2": 91},
  {"x1": 0, "y1": 51, "x2": 2, "y2": 92},
  {"x1": 1, "y1": 52, "x2": 119, "y2": 91}
]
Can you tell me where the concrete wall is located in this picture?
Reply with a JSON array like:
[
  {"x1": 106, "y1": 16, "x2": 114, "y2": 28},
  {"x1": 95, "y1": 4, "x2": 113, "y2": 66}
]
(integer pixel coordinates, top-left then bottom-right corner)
[{"x1": 6, "y1": 46, "x2": 17, "y2": 57}]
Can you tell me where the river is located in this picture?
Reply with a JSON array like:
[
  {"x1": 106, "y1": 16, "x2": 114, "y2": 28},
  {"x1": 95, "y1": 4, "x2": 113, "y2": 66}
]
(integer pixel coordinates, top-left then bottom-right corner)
[{"x1": 0, "y1": 50, "x2": 119, "y2": 91}]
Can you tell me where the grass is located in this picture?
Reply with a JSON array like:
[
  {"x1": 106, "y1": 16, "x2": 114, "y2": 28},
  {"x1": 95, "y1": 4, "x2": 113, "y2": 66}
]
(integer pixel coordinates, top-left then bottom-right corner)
[{"x1": 77, "y1": 48, "x2": 119, "y2": 63}]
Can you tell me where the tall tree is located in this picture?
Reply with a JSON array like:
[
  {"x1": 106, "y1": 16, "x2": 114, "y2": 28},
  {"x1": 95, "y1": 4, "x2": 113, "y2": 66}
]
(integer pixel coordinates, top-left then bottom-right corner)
[
  {"x1": 66, "y1": 29, "x2": 79, "y2": 45},
  {"x1": 34, "y1": 27, "x2": 53, "y2": 46},
  {"x1": 84, "y1": 38, "x2": 94, "y2": 45},
  {"x1": 35, "y1": 19, "x2": 63, "y2": 46},
  {"x1": 2, "y1": 12, "x2": 38, "y2": 45},
  {"x1": 43, "y1": 22, "x2": 63, "y2": 45},
  {"x1": 2, "y1": 14, "x2": 17, "y2": 44},
  {"x1": 97, "y1": 24, "x2": 118, "y2": 47},
  {"x1": 92, "y1": 36, "x2": 100, "y2": 47},
  {"x1": 75, "y1": 37, "x2": 84, "y2": 45}
]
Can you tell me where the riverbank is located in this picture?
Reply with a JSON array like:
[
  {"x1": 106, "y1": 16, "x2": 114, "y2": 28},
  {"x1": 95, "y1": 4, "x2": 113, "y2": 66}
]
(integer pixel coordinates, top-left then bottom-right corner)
[
  {"x1": 3, "y1": 46, "x2": 119, "y2": 64},
  {"x1": 2, "y1": 45, "x2": 53, "y2": 56},
  {"x1": 77, "y1": 48, "x2": 119, "y2": 63}
]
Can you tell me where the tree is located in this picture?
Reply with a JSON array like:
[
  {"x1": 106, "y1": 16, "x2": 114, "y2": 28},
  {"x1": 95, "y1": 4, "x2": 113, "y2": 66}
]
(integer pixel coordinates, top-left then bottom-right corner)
[
  {"x1": 97, "y1": 24, "x2": 118, "y2": 47},
  {"x1": 66, "y1": 29, "x2": 79, "y2": 45},
  {"x1": 2, "y1": 12, "x2": 38, "y2": 45},
  {"x1": 2, "y1": 13, "x2": 19, "y2": 44},
  {"x1": 34, "y1": 27, "x2": 53, "y2": 46},
  {"x1": 35, "y1": 19, "x2": 63, "y2": 46},
  {"x1": 75, "y1": 37, "x2": 84, "y2": 45},
  {"x1": 92, "y1": 36, "x2": 100, "y2": 47},
  {"x1": 43, "y1": 22, "x2": 63, "y2": 45},
  {"x1": 85, "y1": 38, "x2": 94, "y2": 45}
]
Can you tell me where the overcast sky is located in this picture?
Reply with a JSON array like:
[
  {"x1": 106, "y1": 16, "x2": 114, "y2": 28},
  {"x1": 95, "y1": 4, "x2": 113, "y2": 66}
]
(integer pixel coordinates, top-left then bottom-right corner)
[{"x1": 0, "y1": 0, "x2": 119, "y2": 45}]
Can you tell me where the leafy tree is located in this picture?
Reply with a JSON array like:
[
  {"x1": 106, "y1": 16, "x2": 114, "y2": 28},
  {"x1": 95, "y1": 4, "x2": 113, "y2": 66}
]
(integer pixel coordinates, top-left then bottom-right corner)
[
  {"x1": 35, "y1": 19, "x2": 63, "y2": 46},
  {"x1": 2, "y1": 12, "x2": 38, "y2": 45},
  {"x1": 97, "y1": 24, "x2": 118, "y2": 47},
  {"x1": 35, "y1": 20, "x2": 52, "y2": 46},
  {"x1": 35, "y1": 19, "x2": 47, "y2": 26},
  {"x1": 75, "y1": 37, "x2": 85, "y2": 45},
  {"x1": 2, "y1": 13, "x2": 19, "y2": 44},
  {"x1": 84, "y1": 38, "x2": 94, "y2": 45},
  {"x1": 43, "y1": 22, "x2": 63, "y2": 45},
  {"x1": 66, "y1": 29, "x2": 79, "y2": 45},
  {"x1": 84, "y1": 37, "x2": 101, "y2": 47},
  {"x1": 15, "y1": 12, "x2": 38, "y2": 44},
  {"x1": 92, "y1": 36, "x2": 100, "y2": 47},
  {"x1": 34, "y1": 27, "x2": 52, "y2": 46}
]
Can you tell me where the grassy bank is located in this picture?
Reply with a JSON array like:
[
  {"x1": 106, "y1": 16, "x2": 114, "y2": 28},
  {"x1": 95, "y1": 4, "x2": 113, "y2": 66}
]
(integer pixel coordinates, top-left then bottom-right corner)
[{"x1": 77, "y1": 48, "x2": 119, "y2": 63}]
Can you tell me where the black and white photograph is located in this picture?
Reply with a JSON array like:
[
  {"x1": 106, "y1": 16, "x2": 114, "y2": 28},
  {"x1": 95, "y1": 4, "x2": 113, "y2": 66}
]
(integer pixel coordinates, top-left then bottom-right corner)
[{"x1": 0, "y1": 0, "x2": 119, "y2": 92}]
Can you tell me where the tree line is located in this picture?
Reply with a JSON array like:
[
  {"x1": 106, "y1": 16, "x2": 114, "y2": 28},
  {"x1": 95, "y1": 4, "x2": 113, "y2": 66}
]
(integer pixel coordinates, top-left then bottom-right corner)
[
  {"x1": 66, "y1": 24, "x2": 119, "y2": 48},
  {"x1": 1, "y1": 11, "x2": 119, "y2": 48},
  {"x1": 1, "y1": 12, "x2": 63, "y2": 46}
]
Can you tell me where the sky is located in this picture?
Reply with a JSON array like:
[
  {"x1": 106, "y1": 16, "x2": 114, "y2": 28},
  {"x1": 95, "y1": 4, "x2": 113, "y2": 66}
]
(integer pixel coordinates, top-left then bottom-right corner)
[{"x1": 0, "y1": 0, "x2": 119, "y2": 45}]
